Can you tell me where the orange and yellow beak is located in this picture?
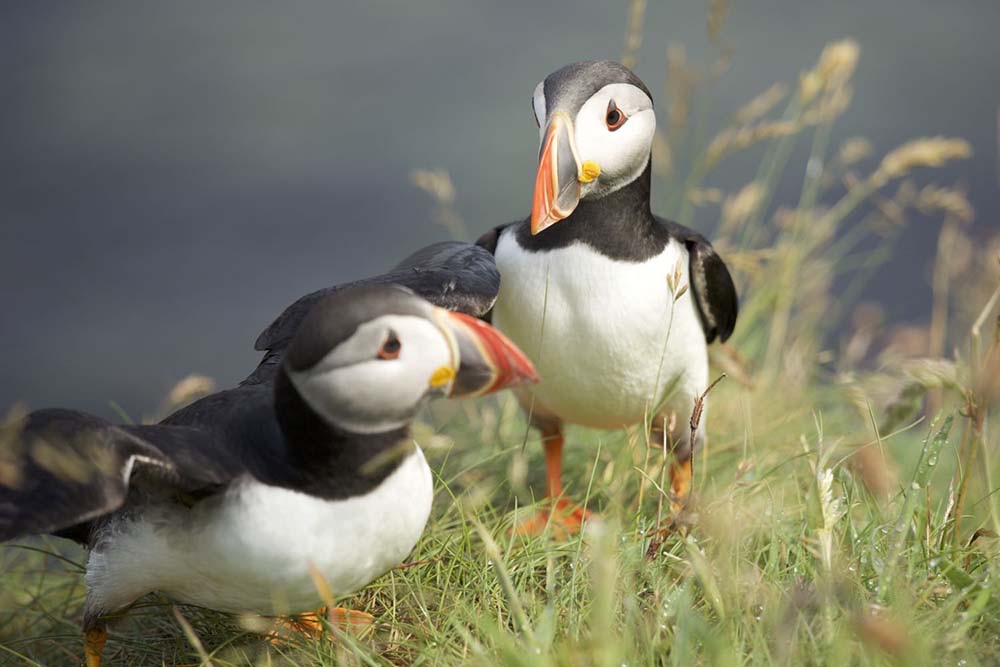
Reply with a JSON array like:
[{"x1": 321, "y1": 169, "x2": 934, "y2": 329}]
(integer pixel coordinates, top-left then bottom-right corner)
[
  {"x1": 530, "y1": 112, "x2": 600, "y2": 235},
  {"x1": 436, "y1": 311, "x2": 539, "y2": 398}
]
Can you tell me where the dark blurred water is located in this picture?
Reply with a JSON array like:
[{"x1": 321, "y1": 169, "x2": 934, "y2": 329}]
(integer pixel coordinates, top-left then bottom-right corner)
[{"x1": 2, "y1": 1, "x2": 998, "y2": 417}]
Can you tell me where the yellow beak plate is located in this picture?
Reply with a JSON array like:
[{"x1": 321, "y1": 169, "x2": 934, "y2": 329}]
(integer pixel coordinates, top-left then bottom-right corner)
[{"x1": 429, "y1": 365, "x2": 456, "y2": 388}]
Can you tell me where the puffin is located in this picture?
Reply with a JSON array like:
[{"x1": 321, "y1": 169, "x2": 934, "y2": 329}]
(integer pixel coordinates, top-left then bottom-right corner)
[
  {"x1": 476, "y1": 60, "x2": 738, "y2": 534},
  {"x1": 0, "y1": 283, "x2": 537, "y2": 666}
]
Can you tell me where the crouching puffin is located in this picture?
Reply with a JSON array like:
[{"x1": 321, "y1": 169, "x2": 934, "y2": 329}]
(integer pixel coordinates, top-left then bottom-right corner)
[
  {"x1": 477, "y1": 60, "x2": 738, "y2": 534},
  {"x1": 0, "y1": 284, "x2": 536, "y2": 665}
]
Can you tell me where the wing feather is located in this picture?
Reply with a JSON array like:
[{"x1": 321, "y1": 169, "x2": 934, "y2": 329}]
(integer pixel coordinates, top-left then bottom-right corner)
[
  {"x1": 245, "y1": 241, "x2": 500, "y2": 384},
  {"x1": 654, "y1": 217, "x2": 738, "y2": 343},
  {"x1": 0, "y1": 409, "x2": 231, "y2": 542}
]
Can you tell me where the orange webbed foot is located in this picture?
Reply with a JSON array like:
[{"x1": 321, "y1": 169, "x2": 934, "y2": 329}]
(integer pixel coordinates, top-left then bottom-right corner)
[
  {"x1": 263, "y1": 607, "x2": 374, "y2": 644},
  {"x1": 514, "y1": 498, "x2": 595, "y2": 538}
]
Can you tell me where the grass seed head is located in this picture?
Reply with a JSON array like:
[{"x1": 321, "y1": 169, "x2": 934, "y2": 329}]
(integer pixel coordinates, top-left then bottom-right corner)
[{"x1": 874, "y1": 137, "x2": 972, "y2": 185}]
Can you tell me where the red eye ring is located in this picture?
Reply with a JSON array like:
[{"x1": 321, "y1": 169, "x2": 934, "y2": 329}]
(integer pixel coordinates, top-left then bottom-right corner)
[
  {"x1": 377, "y1": 332, "x2": 401, "y2": 360},
  {"x1": 605, "y1": 99, "x2": 627, "y2": 131}
]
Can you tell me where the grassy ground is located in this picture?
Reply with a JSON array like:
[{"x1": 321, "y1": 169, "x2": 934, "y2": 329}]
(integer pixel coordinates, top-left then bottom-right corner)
[{"x1": 3, "y1": 8, "x2": 999, "y2": 666}]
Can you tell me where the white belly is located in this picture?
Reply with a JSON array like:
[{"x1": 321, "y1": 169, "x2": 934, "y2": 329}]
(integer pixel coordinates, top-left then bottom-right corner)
[
  {"x1": 86, "y1": 448, "x2": 433, "y2": 615},
  {"x1": 493, "y1": 234, "x2": 708, "y2": 429}
]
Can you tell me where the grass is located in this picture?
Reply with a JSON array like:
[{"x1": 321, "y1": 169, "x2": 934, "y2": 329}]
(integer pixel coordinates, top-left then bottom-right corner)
[{"x1": 3, "y1": 6, "x2": 1000, "y2": 666}]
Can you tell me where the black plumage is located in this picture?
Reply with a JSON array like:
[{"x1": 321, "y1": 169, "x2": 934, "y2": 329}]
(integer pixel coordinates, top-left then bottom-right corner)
[{"x1": 245, "y1": 241, "x2": 500, "y2": 384}]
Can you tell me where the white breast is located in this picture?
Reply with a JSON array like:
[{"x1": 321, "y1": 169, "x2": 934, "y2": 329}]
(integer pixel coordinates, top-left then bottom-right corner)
[
  {"x1": 493, "y1": 233, "x2": 708, "y2": 429},
  {"x1": 86, "y1": 448, "x2": 433, "y2": 615}
]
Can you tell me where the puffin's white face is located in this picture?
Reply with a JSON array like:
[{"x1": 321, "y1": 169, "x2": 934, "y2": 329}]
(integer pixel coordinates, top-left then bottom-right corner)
[
  {"x1": 532, "y1": 81, "x2": 655, "y2": 201},
  {"x1": 286, "y1": 304, "x2": 538, "y2": 435},
  {"x1": 528, "y1": 62, "x2": 657, "y2": 235},
  {"x1": 288, "y1": 313, "x2": 457, "y2": 434}
]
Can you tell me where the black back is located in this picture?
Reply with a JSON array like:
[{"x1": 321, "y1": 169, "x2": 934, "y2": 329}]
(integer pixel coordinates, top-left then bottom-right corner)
[{"x1": 245, "y1": 241, "x2": 501, "y2": 385}]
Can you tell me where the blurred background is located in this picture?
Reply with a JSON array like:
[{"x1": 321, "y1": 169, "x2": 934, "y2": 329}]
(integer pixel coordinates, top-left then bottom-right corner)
[{"x1": 2, "y1": 1, "x2": 998, "y2": 418}]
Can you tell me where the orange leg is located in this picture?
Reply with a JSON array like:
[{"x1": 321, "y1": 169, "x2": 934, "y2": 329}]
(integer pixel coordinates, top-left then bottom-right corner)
[
  {"x1": 646, "y1": 453, "x2": 695, "y2": 559},
  {"x1": 544, "y1": 428, "x2": 564, "y2": 498},
  {"x1": 514, "y1": 427, "x2": 593, "y2": 537},
  {"x1": 84, "y1": 626, "x2": 107, "y2": 667},
  {"x1": 651, "y1": 413, "x2": 694, "y2": 517},
  {"x1": 669, "y1": 457, "x2": 693, "y2": 515},
  {"x1": 264, "y1": 607, "x2": 374, "y2": 643}
]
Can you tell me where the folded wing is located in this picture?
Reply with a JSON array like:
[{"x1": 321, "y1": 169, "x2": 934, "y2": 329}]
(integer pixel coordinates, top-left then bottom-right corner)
[{"x1": 245, "y1": 241, "x2": 501, "y2": 384}]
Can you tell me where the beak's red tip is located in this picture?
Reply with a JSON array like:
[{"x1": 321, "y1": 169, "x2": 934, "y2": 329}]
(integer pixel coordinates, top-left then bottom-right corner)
[{"x1": 449, "y1": 312, "x2": 539, "y2": 391}]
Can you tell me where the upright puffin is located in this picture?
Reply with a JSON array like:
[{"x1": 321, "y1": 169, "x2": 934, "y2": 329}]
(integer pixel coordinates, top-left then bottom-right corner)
[
  {"x1": 477, "y1": 60, "x2": 738, "y2": 534},
  {"x1": 0, "y1": 284, "x2": 536, "y2": 665}
]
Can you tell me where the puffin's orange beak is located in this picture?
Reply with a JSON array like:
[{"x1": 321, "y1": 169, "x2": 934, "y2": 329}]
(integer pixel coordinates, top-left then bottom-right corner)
[
  {"x1": 530, "y1": 112, "x2": 583, "y2": 235},
  {"x1": 441, "y1": 311, "x2": 539, "y2": 397}
]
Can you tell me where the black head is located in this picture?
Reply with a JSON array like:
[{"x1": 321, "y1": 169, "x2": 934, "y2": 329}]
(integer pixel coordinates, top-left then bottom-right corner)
[
  {"x1": 538, "y1": 60, "x2": 653, "y2": 116},
  {"x1": 528, "y1": 60, "x2": 656, "y2": 234},
  {"x1": 280, "y1": 284, "x2": 537, "y2": 434}
]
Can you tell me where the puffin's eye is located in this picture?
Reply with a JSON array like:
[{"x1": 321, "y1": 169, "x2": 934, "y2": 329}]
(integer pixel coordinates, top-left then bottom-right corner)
[
  {"x1": 605, "y1": 99, "x2": 627, "y2": 131},
  {"x1": 377, "y1": 332, "x2": 402, "y2": 360}
]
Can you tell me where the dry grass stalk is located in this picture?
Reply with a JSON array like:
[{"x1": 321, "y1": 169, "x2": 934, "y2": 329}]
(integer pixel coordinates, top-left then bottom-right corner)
[
  {"x1": 173, "y1": 607, "x2": 214, "y2": 666},
  {"x1": 873, "y1": 138, "x2": 972, "y2": 187},
  {"x1": 733, "y1": 83, "x2": 788, "y2": 125},
  {"x1": 690, "y1": 374, "x2": 727, "y2": 442},
  {"x1": 927, "y1": 218, "x2": 961, "y2": 415},
  {"x1": 707, "y1": 0, "x2": 730, "y2": 41},
  {"x1": 651, "y1": 129, "x2": 674, "y2": 179},
  {"x1": 666, "y1": 43, "x2": 697, "y2": 138},
  {"x1": 917, "y1": 185, "x2": 974, "y2": 224},
  {"x1": 705, "y1": 120, "x2": 801, "y2": 170},
  {"x1": 411, "y1": 167, "x2": 467, "y2": 240},
  {"x1": 687, "y1": 187, "x2": 723, "y2": 206},
  {"x1": 720, "y1": 183, "x2": 764, "y2": 236},
  {"x1": 948, "y1": 288, "x2": 1000, "y2": 545},
  {"x1": 410, "y1": 167, "x2": 455, "y2": 205},
  {"x1": 166, "y1": 374, "x2": 216, "y2": 410},
  {"x1": 814, "y1": 466, "x2": 845, "y2": 572},
  {"x1": 0, "y1": 404, "x2": 28, "y2": 490},
  {"x1": 799, "y1": 39, "x2": 859, "y2": 104},
  {"x1": 621, "y1": 0, "x2": 647, "y2": 69},
  {"x1": 837, "y1": 137, "x2": 873, "y2": 166}
]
